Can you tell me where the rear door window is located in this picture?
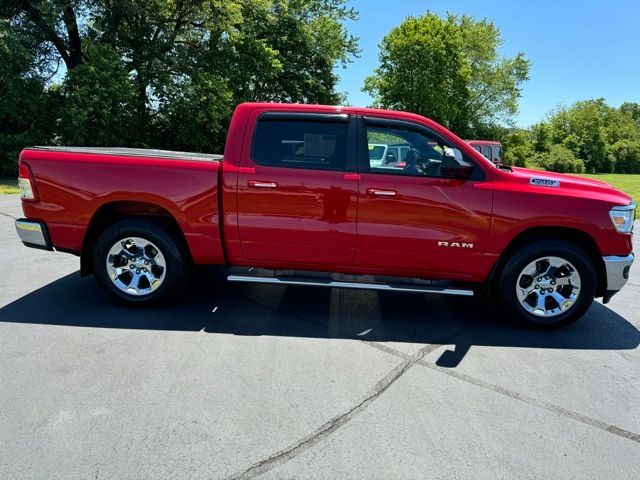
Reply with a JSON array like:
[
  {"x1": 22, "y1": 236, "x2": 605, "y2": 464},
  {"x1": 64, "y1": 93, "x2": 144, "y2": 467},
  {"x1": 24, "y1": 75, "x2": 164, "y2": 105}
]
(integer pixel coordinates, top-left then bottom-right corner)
[{"x1": 253, "y1": 120, "x2": 347, "y2": 171}]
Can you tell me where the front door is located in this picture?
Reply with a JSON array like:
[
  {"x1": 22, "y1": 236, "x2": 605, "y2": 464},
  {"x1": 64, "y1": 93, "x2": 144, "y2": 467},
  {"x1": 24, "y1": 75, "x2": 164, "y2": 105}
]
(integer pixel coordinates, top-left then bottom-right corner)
[
  {"x1": 355, "y1": 117, "x2": 493, "y2": 281},
  {"x1": 236, "y1": 113, "x2": 358, "y2": 267}
]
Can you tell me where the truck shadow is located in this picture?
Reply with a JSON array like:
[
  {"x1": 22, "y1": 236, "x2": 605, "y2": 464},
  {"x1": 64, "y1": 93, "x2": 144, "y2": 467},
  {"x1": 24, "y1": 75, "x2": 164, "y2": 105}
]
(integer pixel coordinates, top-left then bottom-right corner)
[{"x1": 0, "y1": 268, "x2": 638, "y2": 367}]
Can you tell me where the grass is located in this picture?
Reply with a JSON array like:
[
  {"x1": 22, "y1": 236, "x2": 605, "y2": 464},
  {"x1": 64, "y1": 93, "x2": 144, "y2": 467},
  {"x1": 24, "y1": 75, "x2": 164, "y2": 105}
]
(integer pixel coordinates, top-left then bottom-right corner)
[
  {"x1": 0, "y1": 177, "x2": 19, "y2": 194},
  {"x1": 579, "y1": 174, "x2": 640, "y2": 204}
]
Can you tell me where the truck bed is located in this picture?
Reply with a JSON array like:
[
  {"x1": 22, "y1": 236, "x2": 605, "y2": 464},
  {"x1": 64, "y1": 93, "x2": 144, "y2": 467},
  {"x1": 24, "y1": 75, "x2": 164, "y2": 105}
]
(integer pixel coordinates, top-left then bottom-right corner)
[
  {"x1": 31, "y1": 146, "x2": 223, "y2": 162},
  {"x1": 20, "y1": 145, "x2": 224, "y2": 265}
]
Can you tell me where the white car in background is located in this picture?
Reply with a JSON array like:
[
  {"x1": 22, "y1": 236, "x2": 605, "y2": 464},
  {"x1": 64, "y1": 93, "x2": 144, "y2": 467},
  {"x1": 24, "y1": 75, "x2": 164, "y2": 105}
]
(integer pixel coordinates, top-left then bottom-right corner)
[{"x1": 368, "y1": 143, "x2": 411, "y2": 168}]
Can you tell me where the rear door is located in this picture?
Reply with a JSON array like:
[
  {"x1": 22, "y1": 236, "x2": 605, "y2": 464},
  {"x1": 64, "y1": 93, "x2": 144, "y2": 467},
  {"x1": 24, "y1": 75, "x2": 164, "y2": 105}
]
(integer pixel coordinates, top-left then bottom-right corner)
[
  {"x1": 236, "y1": 112, "x2": 359, "y2": 266},
  {"x1": 354, "y1": 117, "x2": 493, "y2": 280}
]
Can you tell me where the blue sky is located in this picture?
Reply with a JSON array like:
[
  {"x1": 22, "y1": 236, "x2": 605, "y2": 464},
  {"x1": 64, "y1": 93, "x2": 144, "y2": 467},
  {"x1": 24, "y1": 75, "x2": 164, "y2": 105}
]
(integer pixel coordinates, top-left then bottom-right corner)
[{"x1": 337, "y1": 0, "x2": 640, "y2": 127}]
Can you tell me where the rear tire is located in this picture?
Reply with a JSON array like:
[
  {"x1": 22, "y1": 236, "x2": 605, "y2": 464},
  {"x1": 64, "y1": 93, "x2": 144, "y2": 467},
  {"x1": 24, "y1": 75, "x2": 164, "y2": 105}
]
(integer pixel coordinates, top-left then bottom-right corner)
[
  {"x1": 494, "y1": 239, "x2": 596, "y2": 329},
  {"x1": 93, "y1": 219, "x2": 190, "y2": 306}
]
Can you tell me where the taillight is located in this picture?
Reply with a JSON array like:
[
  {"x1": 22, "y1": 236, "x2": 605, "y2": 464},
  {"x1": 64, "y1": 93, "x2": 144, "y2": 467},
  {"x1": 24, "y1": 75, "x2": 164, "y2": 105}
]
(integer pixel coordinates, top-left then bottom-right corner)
[{"x1": 18, "y1": 162, "x2": 38, "y2": 201}]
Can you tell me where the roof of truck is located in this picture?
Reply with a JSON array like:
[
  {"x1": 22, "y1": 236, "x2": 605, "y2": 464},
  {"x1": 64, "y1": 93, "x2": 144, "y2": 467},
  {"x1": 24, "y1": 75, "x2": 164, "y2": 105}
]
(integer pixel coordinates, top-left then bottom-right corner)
[{"x1": 236, "y1": 102, "x2": 458, "y2": 129}]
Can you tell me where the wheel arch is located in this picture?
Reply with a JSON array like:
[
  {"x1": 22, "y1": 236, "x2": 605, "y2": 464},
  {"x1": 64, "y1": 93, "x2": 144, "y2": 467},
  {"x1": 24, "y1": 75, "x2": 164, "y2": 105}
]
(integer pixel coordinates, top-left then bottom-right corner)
[
  {"x1": 81, "y1": 200, "x2": 192, "y2": 276},
  {"x1": 486, "y1": 226, "x2": 606, "y2": 298}
]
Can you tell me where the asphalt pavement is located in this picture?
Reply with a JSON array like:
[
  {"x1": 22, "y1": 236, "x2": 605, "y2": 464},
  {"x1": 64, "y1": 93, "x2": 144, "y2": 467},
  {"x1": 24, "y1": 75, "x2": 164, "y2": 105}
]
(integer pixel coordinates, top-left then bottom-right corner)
[{"x1": 0, "y1": 194, "x2": 638, "y2": 479}]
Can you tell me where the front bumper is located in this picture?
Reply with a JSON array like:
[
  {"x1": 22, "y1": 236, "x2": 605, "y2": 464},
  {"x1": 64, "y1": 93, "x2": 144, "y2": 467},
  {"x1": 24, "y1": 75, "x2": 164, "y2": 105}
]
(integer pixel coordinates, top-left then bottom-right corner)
[
  {"x1": 602, "y1": 253, "x2": 634, "y2": 303},
  {"x1": 15, "y1": 219, "x2": 53, "y2": 251}
]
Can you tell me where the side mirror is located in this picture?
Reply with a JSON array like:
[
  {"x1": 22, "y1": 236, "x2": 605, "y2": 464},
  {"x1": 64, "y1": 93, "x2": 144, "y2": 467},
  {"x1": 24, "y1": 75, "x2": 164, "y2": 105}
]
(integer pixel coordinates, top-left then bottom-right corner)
[{"x1": 440, "y1": 152, "x2": 474, "y2": 178}]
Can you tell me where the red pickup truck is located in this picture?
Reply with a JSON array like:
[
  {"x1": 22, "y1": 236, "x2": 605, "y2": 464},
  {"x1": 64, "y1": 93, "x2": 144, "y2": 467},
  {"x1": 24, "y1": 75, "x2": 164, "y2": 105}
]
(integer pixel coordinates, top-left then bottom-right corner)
[
  {"x1": 466, "y1": 140, "x2": 503, "y2": 164},
  {"x1": 15, "y1": 103, "x2": 635, "y2": 328}
]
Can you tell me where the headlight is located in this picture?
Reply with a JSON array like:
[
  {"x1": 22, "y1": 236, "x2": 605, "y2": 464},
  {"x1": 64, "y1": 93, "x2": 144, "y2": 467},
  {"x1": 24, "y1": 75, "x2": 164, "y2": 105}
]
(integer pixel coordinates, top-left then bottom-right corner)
[{"x1": 609, "y1": 203, "x2": 636, "y2": 233}]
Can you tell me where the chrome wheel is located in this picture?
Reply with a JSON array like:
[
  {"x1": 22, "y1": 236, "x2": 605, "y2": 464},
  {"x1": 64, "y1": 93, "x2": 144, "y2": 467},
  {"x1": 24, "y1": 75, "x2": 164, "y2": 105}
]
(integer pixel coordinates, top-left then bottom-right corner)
[
  {"x1": 105, "y1": 237, "x2": 166, "y2": 296},
  {"x1": 515, "y1": 256, "x2": 581, "y2": 318}
]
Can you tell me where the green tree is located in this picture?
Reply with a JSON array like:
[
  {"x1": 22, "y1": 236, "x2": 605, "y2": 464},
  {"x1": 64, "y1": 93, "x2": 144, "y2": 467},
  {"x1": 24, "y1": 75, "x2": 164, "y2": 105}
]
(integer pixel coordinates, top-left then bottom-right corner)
[
  {"x1": 363, "y1": 13, "x2": 471, "y2": 133},
  {"x1": 547, "y1": 100, "x2": 617, "y2": 172},
  {"x1": 87, "y1": 0, "x2": 248, "y2": 145},
  {"x1": 619, "y1": 102, "x2": 640, "y2": 127},
  {"x1": 363, "y1": 12, "x2": 530, "y2": 137},
  {"x1": 155, "y1": 0, "x2": 359, "y2": 151},
  {"x1": 503, "y1": 145, "x2": 530, "y2": 167},
  {"x1": 60, "y1": 42, "x2": 136, "y2": 146},
  {"x1": 0, "y1": 13, "x2": 61, "y2": 176},
  {"x1": 605, "y1": 104, "x2": 640, "y2": 145},
  {"x1": 530, "y1": 144, "x2": 585, "y2": 174},
  {"x1": 457, "y1": 15, "x2": 530, "y2": 133},
  {"x1": 531, "y1": 122, "x2": 551, "y2": 153},
  {"x1": 609, "y1": 140, "x2": 640, "y2": 173},
  {"x1": 92, "y1": 0, "x2": 358, "y2": 148},
  {"x1": 154, "y1": 72, "x2": 234, "y2": 152},
  {"x1": 228, "y1": 0, "x2": 359, "y2": 105},
  {"x1": 1, "y1": 0, "x2": 85, "y2": 71},
  {"x1": 513, "y1": 99, "x2": 640, "y2": 174},
  {"x1": 0, "y1": 0, "x2": 359, "y2": 160},
  {"x1": 502, "y1": 129, "x2": 532, "y2": 167}
]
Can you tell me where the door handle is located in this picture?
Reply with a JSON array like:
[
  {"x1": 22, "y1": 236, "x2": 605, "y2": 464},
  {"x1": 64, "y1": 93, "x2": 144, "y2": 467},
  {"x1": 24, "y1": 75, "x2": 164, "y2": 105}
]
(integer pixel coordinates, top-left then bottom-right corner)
[
  {"x1": 367, "y1": 188, "x2": 397, "y2": 197},
  {"x1": 248, "y1": 180, "x2": 278, "y2": 189}
]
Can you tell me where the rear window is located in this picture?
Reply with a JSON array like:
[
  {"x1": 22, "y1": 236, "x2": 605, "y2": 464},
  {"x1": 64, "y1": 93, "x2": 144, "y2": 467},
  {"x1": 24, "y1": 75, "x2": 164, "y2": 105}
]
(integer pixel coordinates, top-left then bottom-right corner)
[{"x1": 253, "y1": 120, "x2": 347, "y2": 171}]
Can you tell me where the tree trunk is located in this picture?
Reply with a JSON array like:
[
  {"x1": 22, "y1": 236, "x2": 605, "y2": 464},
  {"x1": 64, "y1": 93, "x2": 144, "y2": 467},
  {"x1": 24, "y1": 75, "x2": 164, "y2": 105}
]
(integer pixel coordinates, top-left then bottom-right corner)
[
  {"x1": 61, "y1": 3, "x2": 83, "y2": 68},
  {"x1": 18, "y1": 1, "x2": 83, "y2": 70}
]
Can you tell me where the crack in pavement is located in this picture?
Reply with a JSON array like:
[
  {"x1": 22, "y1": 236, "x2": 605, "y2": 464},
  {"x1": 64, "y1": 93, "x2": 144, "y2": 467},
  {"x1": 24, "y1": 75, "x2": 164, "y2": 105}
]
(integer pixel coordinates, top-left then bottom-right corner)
[
  {"x1": 267, "y1": 288, "x2": 640, "y2": 448},
  {"x1": 225, "y1": 289, "x2": 640, "y2": 479},
  {"x1": 224, "y1": 342, "x2": 443, "y2": 480},
  {"x1": 0, "y1": 211, "x2": 17, "y2": 220},
  {"x1": 364, "y1": 341, "x2": 640, "y2": 445}
]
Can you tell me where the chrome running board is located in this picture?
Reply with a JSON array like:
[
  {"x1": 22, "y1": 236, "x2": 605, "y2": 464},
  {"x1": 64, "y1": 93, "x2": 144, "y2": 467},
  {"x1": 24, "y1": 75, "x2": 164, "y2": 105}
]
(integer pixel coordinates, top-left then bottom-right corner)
[{"x1": 227, "y1": 274, "x2": 474, "y2": 296}]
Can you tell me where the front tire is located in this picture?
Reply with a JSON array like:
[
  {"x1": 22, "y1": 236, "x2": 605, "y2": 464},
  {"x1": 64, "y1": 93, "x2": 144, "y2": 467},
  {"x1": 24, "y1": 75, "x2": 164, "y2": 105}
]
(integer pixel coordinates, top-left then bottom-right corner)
[
  {"x1": 93, "y1": 219, "x2": 190, "y2": 306},
  {"x1": 495, "y1": 240, "x2": 596, "y2": 329}
]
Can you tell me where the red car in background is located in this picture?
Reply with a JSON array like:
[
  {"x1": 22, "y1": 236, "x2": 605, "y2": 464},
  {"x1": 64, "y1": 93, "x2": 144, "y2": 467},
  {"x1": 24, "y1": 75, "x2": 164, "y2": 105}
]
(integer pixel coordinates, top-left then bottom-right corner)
[{"x1": 466, "y1": 140, "x2": 503, "y2": 164}]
